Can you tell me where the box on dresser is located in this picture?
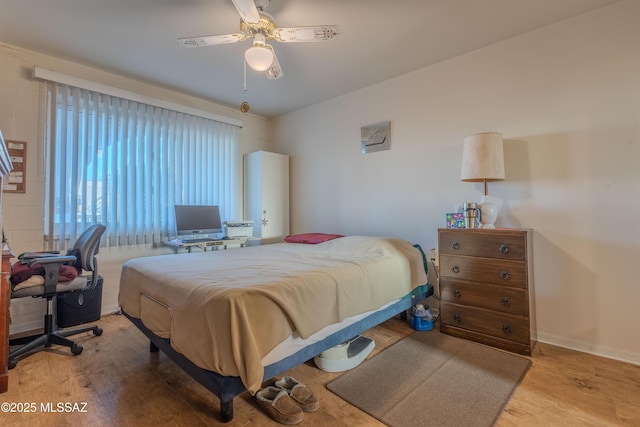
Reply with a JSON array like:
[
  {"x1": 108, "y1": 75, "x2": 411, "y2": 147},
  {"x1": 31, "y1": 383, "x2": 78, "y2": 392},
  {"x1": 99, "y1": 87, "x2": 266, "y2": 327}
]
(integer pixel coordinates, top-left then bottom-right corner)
[{"x1": 438, "y1": 228, "x2": 536, "y2": 355}]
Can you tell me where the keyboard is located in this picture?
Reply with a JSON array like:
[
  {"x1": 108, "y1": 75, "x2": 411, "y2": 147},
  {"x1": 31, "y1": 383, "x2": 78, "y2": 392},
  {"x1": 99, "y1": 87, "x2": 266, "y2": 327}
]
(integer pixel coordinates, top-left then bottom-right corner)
[{"x1": 181, "y1": 238, "x2": 215, "y2": 244}]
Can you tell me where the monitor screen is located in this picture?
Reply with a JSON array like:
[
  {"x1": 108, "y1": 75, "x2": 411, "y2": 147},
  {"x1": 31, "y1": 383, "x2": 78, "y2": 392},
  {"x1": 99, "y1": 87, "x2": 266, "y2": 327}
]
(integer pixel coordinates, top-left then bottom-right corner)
[{"x1": 174, "y1": 205, "x2": 222, "y2": 236}]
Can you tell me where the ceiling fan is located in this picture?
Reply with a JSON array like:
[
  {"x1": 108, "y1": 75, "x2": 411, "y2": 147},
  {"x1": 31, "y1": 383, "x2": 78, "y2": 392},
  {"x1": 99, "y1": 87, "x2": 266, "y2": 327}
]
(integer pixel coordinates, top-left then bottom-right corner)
[{"x1": 178, "y1": 0, "x2": 341, "y2": 80}]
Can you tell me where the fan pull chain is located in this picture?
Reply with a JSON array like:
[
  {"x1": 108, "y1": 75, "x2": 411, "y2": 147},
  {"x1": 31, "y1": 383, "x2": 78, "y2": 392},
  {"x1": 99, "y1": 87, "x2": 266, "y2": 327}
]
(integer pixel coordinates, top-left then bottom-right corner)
[{"x1": 241, "y1": 59, "x2": 250, "y2": 113}]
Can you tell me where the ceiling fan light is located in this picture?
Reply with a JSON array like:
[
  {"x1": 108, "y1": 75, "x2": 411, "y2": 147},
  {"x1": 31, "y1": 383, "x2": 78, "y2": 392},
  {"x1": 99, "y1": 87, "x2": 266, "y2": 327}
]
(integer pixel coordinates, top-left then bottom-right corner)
[{"x1": 245, "y1": 45, "x2": 274, "y2": 71}]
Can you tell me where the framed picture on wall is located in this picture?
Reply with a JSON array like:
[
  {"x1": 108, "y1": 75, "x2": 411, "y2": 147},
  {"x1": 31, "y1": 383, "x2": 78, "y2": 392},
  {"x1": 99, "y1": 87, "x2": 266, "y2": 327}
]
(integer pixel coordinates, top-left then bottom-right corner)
[
  {"x1": 3, "y1": 140, "x2": 26, "y2": 193},
  {"x1": 361, "y1": 121, "x2": 390, "y2": 154}
]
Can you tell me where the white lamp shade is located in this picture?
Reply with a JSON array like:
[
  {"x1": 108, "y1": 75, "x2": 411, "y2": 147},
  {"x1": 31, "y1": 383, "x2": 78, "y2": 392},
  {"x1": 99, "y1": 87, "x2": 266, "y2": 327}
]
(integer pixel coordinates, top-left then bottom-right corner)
[
  {"x1": 245, "y1": 45, "x2": 274, "y2": 71},
  {"x1": 461, "y1": 132, "x2": 505, "y2": 182}
]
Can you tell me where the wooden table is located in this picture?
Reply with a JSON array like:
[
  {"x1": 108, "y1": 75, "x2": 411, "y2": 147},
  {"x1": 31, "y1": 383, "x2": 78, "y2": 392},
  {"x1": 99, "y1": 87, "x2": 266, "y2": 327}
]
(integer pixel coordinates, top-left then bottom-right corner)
[{"x1": 0, "y1": 246, "x2": 13, "y2": 393}]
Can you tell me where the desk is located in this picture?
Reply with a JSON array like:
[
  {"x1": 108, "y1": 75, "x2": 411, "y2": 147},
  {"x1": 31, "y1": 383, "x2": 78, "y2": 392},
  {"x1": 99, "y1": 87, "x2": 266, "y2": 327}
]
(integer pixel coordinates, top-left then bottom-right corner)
[{"x1": 163, "y1": 238, "x2": 249, "y2": 253}]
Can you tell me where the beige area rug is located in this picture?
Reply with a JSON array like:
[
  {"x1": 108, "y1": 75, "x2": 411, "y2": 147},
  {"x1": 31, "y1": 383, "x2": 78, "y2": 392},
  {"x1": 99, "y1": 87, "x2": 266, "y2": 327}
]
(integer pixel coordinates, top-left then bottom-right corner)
[{"x1": 327, "y1": 332, "x2": 531, "y2": 427}]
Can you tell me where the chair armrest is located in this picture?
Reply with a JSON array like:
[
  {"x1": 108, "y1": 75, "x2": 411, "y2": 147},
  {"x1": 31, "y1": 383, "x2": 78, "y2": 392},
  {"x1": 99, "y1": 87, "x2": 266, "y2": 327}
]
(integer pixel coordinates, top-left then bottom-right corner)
[
  {"x1": 26, "y1": 255, "x2": 78, "y2": 296},
  {"x1": 18, "y1": 251, "x2": 60, "y2": 261},
  {"x1": 26, "y1": 255, "x2": 76, "y2": 268}
]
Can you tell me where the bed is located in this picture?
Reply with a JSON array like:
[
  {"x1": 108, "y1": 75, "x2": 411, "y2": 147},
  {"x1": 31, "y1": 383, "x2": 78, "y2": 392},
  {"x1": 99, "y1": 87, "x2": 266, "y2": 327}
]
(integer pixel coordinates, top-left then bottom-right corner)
[{"x1": 118, "y1": 235, "x2": 432, "y2": 422}]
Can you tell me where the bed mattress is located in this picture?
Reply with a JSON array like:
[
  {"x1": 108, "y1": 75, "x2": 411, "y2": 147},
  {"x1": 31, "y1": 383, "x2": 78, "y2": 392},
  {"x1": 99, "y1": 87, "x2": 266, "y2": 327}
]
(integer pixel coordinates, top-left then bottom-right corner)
[{"x1": 118, "y1": 235, "x2": 427, "y2": 393}]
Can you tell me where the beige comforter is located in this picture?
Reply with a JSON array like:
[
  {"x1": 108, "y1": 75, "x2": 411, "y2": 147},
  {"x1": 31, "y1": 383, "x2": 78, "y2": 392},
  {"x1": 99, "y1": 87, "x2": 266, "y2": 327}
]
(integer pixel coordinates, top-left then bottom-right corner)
[{"x1": 118, "y1": 236, "x2": 427, "y2": 394}]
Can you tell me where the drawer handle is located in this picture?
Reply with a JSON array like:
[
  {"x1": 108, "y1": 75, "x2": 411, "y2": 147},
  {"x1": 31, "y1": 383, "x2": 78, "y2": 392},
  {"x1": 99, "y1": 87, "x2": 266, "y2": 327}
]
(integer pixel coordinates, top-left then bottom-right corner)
[
  {"x1": 452, "y1": 241, "x2": 460, "y2": 250},
  {"x1": 452, "y1": 265, "x2": 460, "y2": 274},
  {"x1": 454, "y1": 289, "x2": 462, "y2": 298},
  {"x1": 453, "y1": 314, "x2": 462, "y2": 323},
  {"x1": 500, "y1": 270, "x2": 510, "y2": 280},
  {"x1": 502, "y1": 297, "x2": 511, "y2": 307},
  {"x1": 499, "y1": 244, "x2": 510, "y2": 254},
  {"x1": 502, "y1": 324, "x2": 512, "y2": 335}
]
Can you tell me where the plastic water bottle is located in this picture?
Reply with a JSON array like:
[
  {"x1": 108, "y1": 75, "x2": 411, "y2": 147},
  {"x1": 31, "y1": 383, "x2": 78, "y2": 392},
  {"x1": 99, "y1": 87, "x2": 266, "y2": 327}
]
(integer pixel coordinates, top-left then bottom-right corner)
[
  {"x1": 411, "y1": 304, "x2": 425, "y2": 330},
  {"x1": 423, "y1": 305, "x2": 434, "y2": 331},
  {"x1": 412, "y1": 304, "x2": 434, "y2": 331}
]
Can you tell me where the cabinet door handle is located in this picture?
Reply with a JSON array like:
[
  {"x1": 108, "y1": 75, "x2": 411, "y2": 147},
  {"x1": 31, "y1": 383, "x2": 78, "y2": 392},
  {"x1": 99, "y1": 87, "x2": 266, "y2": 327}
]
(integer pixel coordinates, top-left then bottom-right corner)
[
  {"x1": 500, "y1": 270, "x2": 510, "y2": 280},
  {"x1": 453, "y1": 314, "x2": 462, "y2": 323},
  {"x1": 454, "y1": 289, "x2": 462, "y2": 299},
  {"x1": 452, "y1": 265, "x2": 460, "y2": 274},
  {"x1": 499, "y1": 244, "x2": 510, "y2": 254},
  {"x1": 502, "y1": 324, "x2": 512, "y2": 335},
  {"x1": 502, "y1": 297, "x2": 511, "y2": 307},
  {"x1": 452, "y1": 241, "x2": 460, "y2": 250}
]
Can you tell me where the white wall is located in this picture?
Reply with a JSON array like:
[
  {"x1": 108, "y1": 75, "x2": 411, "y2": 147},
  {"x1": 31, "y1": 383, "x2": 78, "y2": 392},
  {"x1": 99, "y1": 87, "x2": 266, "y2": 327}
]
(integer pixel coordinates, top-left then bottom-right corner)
[
  {"x1": 0, "y1": 43, "x2": 271, "y2": 333},
  {"x1": 272, "y1": 1, "x2": 640, "y2": 364}
]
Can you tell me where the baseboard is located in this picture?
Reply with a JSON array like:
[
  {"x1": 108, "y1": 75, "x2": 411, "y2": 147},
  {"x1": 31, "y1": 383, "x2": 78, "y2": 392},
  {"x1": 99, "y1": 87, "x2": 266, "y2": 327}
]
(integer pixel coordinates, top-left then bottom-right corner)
[
  {"x1": 536, "y1": 332, "x2": 640, "y2": 366},
  {"x1": 9, "y1": 304, "x2": 122, "y2": 337},
  {"x1": 9, "y1": 320, "x2": 44, "y2": 338},
  {"x1": 101, "y1": 304, "x2": 121, "y2": 316}
]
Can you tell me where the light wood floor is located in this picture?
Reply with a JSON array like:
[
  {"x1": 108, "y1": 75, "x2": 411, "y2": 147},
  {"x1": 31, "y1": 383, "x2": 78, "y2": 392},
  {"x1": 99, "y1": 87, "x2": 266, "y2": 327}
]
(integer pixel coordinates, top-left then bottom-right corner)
[{"x1": 2, "y1": 313, "x2": 639, "y2": 426}]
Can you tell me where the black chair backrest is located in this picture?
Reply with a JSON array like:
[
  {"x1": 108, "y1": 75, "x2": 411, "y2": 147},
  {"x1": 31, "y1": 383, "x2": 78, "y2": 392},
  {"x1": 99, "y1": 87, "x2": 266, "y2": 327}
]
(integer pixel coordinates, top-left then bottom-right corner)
[{"x1": 72, "y1": 224, "x2": 106, "y2": 273}]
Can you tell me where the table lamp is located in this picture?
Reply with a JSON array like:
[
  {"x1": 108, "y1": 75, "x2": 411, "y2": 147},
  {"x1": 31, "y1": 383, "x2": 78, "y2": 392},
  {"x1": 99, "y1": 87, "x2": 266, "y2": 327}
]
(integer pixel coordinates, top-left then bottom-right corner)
[{"x1": 460, "y1": 132, "x2": 505, "y2": 229}]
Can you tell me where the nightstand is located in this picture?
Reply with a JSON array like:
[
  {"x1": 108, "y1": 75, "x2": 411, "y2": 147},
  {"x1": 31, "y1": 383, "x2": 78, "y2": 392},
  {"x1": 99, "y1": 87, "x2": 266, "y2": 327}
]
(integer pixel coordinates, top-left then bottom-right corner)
[{"x1": 438, "y1": 228, "x2": 535, "y2": 355}]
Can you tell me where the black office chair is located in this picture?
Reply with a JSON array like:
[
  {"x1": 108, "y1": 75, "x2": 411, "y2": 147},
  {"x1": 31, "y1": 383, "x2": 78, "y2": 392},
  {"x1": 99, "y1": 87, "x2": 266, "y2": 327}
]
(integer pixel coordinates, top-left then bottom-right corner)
[{"x1": 8, "y1": 223, "x2": 106, "y2": 369}]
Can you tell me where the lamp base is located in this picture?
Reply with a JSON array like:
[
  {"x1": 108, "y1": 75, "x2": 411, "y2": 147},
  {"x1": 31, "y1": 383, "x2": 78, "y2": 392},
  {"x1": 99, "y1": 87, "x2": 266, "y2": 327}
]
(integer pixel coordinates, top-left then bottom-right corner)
[{"x1": 479, "y1": 196, "x2": 498, "y2": 229}]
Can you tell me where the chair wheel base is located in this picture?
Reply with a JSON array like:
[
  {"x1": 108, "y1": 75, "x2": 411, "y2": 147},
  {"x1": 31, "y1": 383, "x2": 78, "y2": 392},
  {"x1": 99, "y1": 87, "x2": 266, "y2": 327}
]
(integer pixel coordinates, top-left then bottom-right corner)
[
  {"x1": 94, "y1": 327, "x2": 103, "y2": 336},
  {"x1": 71, "y1": 344, "x2": 83, "y2": 355},
  {"x1": 8, "y1": 359, "x2": 17, "y2": 370}
]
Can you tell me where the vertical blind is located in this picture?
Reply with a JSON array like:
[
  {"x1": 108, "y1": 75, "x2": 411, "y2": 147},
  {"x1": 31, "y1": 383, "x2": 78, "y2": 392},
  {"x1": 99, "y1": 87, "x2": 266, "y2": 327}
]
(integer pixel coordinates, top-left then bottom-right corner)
[{"x1": 44, "y1": 82, "x2": 240, "y2": 249}]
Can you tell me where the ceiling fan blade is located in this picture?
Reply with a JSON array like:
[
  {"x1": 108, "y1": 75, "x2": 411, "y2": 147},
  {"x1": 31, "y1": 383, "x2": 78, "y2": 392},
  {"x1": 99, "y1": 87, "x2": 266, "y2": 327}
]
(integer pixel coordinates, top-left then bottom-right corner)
[
  {"x1": 178, "y1": 33, "x2": 248, "y2": 47},
  {"x1": 265, "y1": 45, "x2": 283, "y2": 80},
  {"x1": 231, "y1": 0, "x2": 261, "y2": 25},
  {"x1": 273, "y1": 26, "x2": 341, "y2": 43}
]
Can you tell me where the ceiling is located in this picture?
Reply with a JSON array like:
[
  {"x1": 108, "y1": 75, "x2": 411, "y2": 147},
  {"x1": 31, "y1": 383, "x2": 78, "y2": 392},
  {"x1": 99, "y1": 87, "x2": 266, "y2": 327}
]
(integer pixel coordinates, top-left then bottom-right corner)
[{"x1": 0, "y1": 0, "x2": 618, "y2": 118}]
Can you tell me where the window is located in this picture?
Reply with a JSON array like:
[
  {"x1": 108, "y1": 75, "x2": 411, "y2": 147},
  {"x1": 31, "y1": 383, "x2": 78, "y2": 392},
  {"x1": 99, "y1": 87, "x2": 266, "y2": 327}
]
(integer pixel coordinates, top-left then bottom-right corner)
[{"x1": 43, "y1": 83, "x2": 240, "y2": 249}]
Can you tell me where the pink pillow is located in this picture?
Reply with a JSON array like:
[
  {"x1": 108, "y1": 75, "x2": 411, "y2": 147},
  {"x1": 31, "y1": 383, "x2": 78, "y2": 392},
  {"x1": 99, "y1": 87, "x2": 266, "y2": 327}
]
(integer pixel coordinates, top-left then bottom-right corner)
[{"x1": 284, "y1": 233, "x2": 344, "y2": 244}]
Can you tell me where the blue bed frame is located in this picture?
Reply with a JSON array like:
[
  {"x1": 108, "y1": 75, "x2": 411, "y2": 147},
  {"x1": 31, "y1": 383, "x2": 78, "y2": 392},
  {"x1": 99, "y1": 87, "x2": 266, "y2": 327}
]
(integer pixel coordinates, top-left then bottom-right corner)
[
  {"x1": 121, "y1": 243, "x2": 432, "y2": 422},
  {"x1": 121, "y1": 283, "x2": 432, "y2": 422}
]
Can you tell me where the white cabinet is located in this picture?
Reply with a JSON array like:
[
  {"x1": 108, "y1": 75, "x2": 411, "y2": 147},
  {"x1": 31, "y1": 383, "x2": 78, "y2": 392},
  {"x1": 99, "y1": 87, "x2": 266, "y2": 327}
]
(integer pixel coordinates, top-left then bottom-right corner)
[{"x1": 243, "y1": 151, "x2": 289, "y2": 244}]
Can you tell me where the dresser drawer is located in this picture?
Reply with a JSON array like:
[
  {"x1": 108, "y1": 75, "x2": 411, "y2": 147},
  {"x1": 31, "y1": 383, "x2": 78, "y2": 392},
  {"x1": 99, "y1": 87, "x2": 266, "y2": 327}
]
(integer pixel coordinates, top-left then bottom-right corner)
[
  {"x1": 441, "y1": 302, "x2": 530, "y2": 345},
  {"x1": 439, "y1": 254, "x2": 527, "y2": 288},
  {"x1": 439, "y1": 229, "x2": 526, "y2": 260},
  {"x1": 440, "y1": 279, "x2": 528, "y2": 315}
]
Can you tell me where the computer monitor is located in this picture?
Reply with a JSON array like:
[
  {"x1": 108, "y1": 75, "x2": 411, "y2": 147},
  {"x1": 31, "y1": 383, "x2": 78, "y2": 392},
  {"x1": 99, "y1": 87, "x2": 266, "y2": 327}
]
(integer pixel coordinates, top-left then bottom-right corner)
[{"x1": 174, "y1": 205, "x2": 223, "y2": 237}]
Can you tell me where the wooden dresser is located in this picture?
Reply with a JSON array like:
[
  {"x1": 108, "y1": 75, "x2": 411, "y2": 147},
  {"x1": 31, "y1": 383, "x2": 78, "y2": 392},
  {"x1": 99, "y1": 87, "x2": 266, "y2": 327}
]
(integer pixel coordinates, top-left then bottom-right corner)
[
  {"x1": 438, "y1": 228, "x2": 535, "y2": 355},
  {"x1": 0, "y1": 140, "x2": 13, "y2": 393},
  {"x1": 1, "y1": 246, "x2": 12, "y2": 393}
]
